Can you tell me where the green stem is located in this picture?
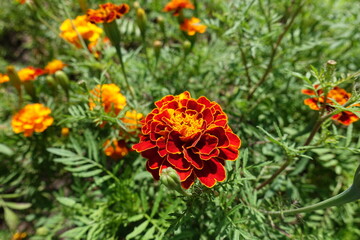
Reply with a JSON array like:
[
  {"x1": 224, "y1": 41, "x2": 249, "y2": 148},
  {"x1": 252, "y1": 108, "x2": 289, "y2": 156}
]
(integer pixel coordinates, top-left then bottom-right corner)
[{"x1": 266, "y1": 185, "x2": 360, "y2": 215}]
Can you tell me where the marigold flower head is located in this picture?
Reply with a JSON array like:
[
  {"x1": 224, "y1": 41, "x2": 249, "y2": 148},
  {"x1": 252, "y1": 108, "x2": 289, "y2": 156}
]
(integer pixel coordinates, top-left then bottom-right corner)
[
  {"x1": 122, "y1": 110, "x2": 144, "y2": 130},
  {"x1": 61, "y1": 127, "x2": 70, "y2": 137},
  {"x1": 11, "y1": 232, "x2": 27, "y2": 240},
  {"x1": 45, "y1": 59, "x2": 67, "y2": 74},
  {"x1": 87, "y1": 3, "x2": 130, "y2": 24},
  {"x1": 302, "y1": 85, "x2": 359, "y2": 125},
  {"x1": 60, "y1": 15, "x2": 103, "y2": 48},
  {"x1": 163, "y1": 0, "x2": 195, "y2": 16},
  {"x1": 0, "y1": 73, "x2": 9, "y2": 83},
  {"x1": 89, "y1": 83, "x2": 126, "y2": 115},
  {"x1": 12, "y1": 103, "x2": 54, "y2": 137},
  {"x1": 17, "y1": 67, "x2": 45, "y2": 82},
  {"x1": 133, "y1": 91, "x2": 241, "y2": 189},
  {"x1": 104, "y1": 139, "x2": 129, "y2": 160},
  {"x1": 180, "y1": 17, "x2": 207, "y2": 36}
]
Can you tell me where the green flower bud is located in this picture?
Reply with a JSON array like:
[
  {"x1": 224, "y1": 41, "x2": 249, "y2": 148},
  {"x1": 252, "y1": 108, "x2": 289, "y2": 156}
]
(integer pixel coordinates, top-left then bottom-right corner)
[
  {"x1": 153, "y1": 40, "x2": 162, "y2": 61},
  {"x1": 55, "y1": 71, "x2": 70, "y2": 99},
  {"x1": 160, "y1": 167, "x2": 191, "y2": 196},
  {"x1": 183, "y1": 40, "x2": 192, "y2": 55},
  {"x1": 136, "y1": 8, "x2": 147, "y2": 37}
]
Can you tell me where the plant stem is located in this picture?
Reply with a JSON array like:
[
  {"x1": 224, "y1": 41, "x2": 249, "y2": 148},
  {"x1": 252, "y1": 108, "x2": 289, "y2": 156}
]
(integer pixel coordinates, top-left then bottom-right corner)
[
  {"x1": 247, "y1": 1, "x2": 303, "y2": 100},
  {"x1": 114, "y1": 44, "x2": 135, "y2": 99},
  {"x1": 256, "y1": 159, "x2": 290, "y2": 190}
]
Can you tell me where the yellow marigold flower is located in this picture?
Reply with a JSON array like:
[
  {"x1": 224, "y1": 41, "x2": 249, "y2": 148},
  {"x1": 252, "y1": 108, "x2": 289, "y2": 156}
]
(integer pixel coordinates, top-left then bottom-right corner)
[
  {"x1": 87, "y1": 3, "x2": 130, "y2": 24},
  {"x1": 180, "y1": 17, "x2": 207, "y2": 36},
  {"x1": 122, "y1": 110, "x2": 143, "y2": 130},
  {"x1": 17, "y1": 67, "x2": 45, "y2": 82},
  {"x1": 60, "y1": 15, "x2": 103, "y2": 48},
  {"x1": 103, "y1": 139, "x2": 129, "y2": 160},
  {"x1": 61, "y1": 127, "x2": 70, "y2": 137},
  {"x1": 12, "y1": 103, "x2": 54, "y2": 137},
  {"x1": 45, "y1": 59, "x2": 67, "y2": 74},
  {"x1": 163, "y1": 0, "x2": 195, "y2": 16},
  {"x1": 0, "y1": 73, "x2": 9, "y2": 83},
  {"x1": 89, "y1": 83, "x2": 126, "y2": 115},
  {"x1": 11, "y1": 232, "x2": 27, "y2": 240}
]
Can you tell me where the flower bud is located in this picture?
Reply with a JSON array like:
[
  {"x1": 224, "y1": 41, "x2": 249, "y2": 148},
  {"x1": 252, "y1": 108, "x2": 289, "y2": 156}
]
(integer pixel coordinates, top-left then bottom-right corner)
[
  {"x1": 133, "y1": 1, "x2": 140, "y2": 9},
  {"x1": 61, "y1": 127, "x2": 70, "y2": 137},
  {"x1": 55, "y1": 71, "x2": 69, "y2": 90},
  {"x1": 183, "y1": 40, "x2": 192, "y2": 55},
  {"x1": 23, "y1": 80, "x2": 38, "y2": 101},
  {"x1": 156, "y1": 16, "x2": 165, "y2": 34},
  {"x1": 160, "y1": 167, "x2": 191, "y2": 196},
  {"x1": 136, "y1": 8, "x2": 147, "y2": 37},
  {"x1": 153, "y1": 40, "x2": 162, "y2": 61},
  {"x1": 325, "y1": 60, "x2": 337, "y2": 83}
]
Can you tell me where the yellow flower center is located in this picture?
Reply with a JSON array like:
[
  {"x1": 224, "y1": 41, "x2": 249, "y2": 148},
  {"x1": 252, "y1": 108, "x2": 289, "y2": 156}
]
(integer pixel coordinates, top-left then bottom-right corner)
[{"x1": 169, "y1": 110, "x2": 204, "y2": 137}]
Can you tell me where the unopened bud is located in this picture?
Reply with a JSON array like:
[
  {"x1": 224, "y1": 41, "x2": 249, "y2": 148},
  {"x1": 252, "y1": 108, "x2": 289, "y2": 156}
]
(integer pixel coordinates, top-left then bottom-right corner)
[
  {"x1": 160, "y1": 167, "x2": 191, "y2": 196},
  {"x1": 183, "y1": 40, "x2": 192, "y2": 55},
  {"x1": 55, "y1": 71, "x2": 70, "y2": 99},
  {"x1": 156, "y1": 16, "x2": 165, "y2": 33},
  {"x1": 133, "y1": 1, "x2": 140, "y2": 9},
  {"x1": 136, "y1": 8, "x2": 147, "y2": 36},
  {"x1": 153, "y1": 40, "x2": 162, "y2": 60},
  {"x1": 325, "y1": 60, "x2": 337, "y2": 83}
]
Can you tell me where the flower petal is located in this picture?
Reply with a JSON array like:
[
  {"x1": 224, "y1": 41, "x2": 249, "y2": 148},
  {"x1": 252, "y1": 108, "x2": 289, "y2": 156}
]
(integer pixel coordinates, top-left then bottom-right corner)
[
  {"x1": 167, "y1": 154, "x2": 191, "y2": 170},
  {"x1": 183, "y1": 148, "x2": 204, "y2": 169},
  {"x1": 195, "y1": 159, "x2": 226, "y2": 188}
]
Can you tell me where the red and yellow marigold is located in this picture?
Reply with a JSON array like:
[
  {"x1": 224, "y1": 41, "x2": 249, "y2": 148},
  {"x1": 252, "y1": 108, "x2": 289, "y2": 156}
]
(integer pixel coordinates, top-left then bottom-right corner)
[
  {"x1": 87, "y1": 3, "x2": 130, "y2": 24},
  {"x1": 12, "y1": 103, "x2": 54, "y2": 137},
  {"x1": 17, "y1": 67, "x2": 45, "y2": 82},
  {"x1": 89, "y1": 83, "x2": 126, "y2": 115},
  {"x1": 45, "y1": 59, "x2": 67, "y2": 74},
  {"x1": 122, "y1": 110, "x2": 144, "y2": 130},
  {"x1": 0, "y1": 73, "x2": 9, "y2": 83},
  {"x1": 104, "y1": 139, "x2": 129, "y2": 160},
  {"x1": 302, "y1": 85, "x2": 359, "y2": 125},
  {"x1": 180, "y1": 17, "x2": 207, "y2": 36},
  {"x1": 163, "y1": 0, "x2": 195, "y2": 16},
  {"x1": 133, "y1": 91, "x2": 241, "y2": 189},
  {"x1": 60, "y1": 15, "x2": 103, "y2": 48}
]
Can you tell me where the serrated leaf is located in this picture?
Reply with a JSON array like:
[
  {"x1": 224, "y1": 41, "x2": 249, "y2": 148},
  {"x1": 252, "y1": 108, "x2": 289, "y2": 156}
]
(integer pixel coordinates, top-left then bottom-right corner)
[
  {"x1": 127, "y1": 214, "x2": 144, "y2": 223},
  {"x1": 65, "y1": 163, "x2": 96, "y2": 173},
  {"x1": 73, "y1": 169, "x2": 102, "y2": 178},
  {"x1": 61, "y1": 226, "x2": 90, "y2": 238}
]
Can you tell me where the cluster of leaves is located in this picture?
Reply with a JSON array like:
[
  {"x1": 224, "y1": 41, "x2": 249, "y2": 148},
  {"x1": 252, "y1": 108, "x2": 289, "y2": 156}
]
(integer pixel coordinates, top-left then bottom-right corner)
[{"x1": 0, "y1": 0, "x2": 360, "y2": 239}]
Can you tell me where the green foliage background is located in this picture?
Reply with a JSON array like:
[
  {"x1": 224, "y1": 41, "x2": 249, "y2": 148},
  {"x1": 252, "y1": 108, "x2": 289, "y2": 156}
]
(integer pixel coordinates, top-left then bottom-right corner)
[{"x1": 0, "y1": 0, "x2": 360, "y2": 239}]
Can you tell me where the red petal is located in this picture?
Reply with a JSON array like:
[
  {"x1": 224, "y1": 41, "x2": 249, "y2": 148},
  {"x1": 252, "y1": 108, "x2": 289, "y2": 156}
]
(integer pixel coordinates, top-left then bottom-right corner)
[
  {"x1": 202, "y1": 108, "x2": 214, "y2": 126},
  {"x1": 166, "y1": 131, "x2": 182, "y2": 154},
  {"x1": 176, "y1": 168, "x2": 193, "y2": 181},
  {"x1": 197, "y1": 96, "x2": 214, "y2": 108},
  {"x1": 181, "y1": 171, "x2": 196, "y2": 189},
  {"x1": 146, "y1": 161, "x2": 160, "y2": 180},
  {"x1": 200, "y1": 148, "x2": 220, "y2": 160},
  {"x1": 141, "y1": 148, "x2": 164, "y2": 169},
  {"x1": 194, "y1": 159, "x2": 226, "y2": 188},
  {"x1": 207, "y1": 127, "x2": 229, "y2": 148},
  {"x1": 195, "y1": 134, "x2": 218, "y2": 155},
  {"x1": 155, "y1": 95, "x2": 174, "y2": 108},
  {"x1": 183, "y1": 148, "x2": 204, "y2": 169},
  {"x1": 226, "y1": 131, "x2": 241, "y2": 148},
  {"x1": 132, "y1": 138, "x2": 156, "y2": 152},
  {"x1": 187, "y1": 99, "x2": 205, "y2": 112},
  {"x1": 156, "y1": 136, "x2": 167, "y2": 157},
  {"x1": 301, "y1": 89, "x2": 315, "y2": 95},
  {"x1": 304, "y1": 98, "x2": 320, "y2": 110},
  {"x1": 167, "y1": 154, "x2": 191, "y2": 170},
  {"x1": 218, "y1": 147, "x2": 239, "y2": 161}
]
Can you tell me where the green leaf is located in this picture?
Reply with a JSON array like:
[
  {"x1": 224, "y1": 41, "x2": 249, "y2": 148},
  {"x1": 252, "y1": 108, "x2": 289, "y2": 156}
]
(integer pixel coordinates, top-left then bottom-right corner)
[
  {"x1": 73, "y1": 169, "x2": 102, "y2": 178},
  {"x1": 0, "y1": 144, "x2": 14, "y2": 156},
  {"x1": 47, "y1": 148, "x2": 76, "y2": 157},
  {"x1": 4, "y1": 207, "x2": 19, "y2": 231},
  {"x1": 57, "y1": 197, "x2": 76, "y2": 207},
  {"x1": 126, "y1": 221, "x2": 149, "y2": 239},
  {"x1": 4, "y1": 202, "x2": 31, "y2": 210}
]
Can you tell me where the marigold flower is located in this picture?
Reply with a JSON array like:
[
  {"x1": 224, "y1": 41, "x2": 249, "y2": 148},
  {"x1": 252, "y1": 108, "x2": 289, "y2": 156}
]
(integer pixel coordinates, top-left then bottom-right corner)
[
  {"x1": 60, "y1": 15, "x2": 103, "y2": 48},
  {"x1": 122, "y1": 110, "x2": 143, "y2": 130},
  {"x1": 12, "y1": 103, "x2": 54, "y2": 137},
  {"x1": 89, "y1": 84, "x2": 126, "y2": 115},
  {"x1": 45, "y1": 60, "x2": 67, "y2": 74},
  {"x1": 163, "y1": 0, "x2": 195, "y2": 16},
  {"x1": 87, "y1": 3, "x2": 130, "y2": 24},
  {"x1": 61, "y1": 127, "x2": 70, "y2": 137},
  {"x1": 11, "y1": 232, "x2": 27, "y2": 240},
  {"x1": 104, "y1": 139, "x2": 129, "y2": 160},
  {"x1": 180, "y1": 17, "x2": 207, "y2": 36},
  {"x1": 17, "y1": 67, "x2": 45, "y2": 82},
  {"x1": 133, "y1": 91, "x2": 241, "y2": 189},
  {"x1": 0, "y1": 73, "x2": 9, "y2": 83},
  {"x1": 302, "y1": 85, "x2": 359, "y2": 125}
]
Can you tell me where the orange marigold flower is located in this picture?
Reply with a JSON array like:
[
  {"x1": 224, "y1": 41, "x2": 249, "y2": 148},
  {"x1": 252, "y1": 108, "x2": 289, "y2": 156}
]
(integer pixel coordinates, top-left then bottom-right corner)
[
  {"x1": 0, "y1": 73, "x2": 9, "y2": 83},
  {"x1": 163, "y1": 0, "x2": 195, "y2": 16},
  {"x1": 122, "y1": 110, "x2": 144, "y2": 130},
  {"x1": 133, "y1": 91, "x2": 241, "y2": 189},
  {"x1": 302, "y1": 85, "x2": 360, "y2": 125},
  {"x1": 60, "y1": 15, "x2": 103, "y2": 48},
  {"x1": 45, "y1": 59, "x2": 67, "y2": 74},
  {"x1": 87, "y1": 3, "x2": 130, "y2": 24},
  {"x1": 104, "y1": 139, "x2": 129, "y2": 160},
  {"x1": 17, "y1": 67, "x2": 45, "y2": 82},
  {"x1": 12, "y1": 103, "x2": 54, "y2": 137},
  {"x1": 180, "y1": 17, "x2": 207, "y2": 36},
  {"x1": 11, "y1": 232, "x2": 27, "y2": 240},
  {"x1": 89, "y1": 83, "x2": 126, "y2": 115},
  {"x1": 61, "y1": 127, "x2": 70, "y2": 137}
]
